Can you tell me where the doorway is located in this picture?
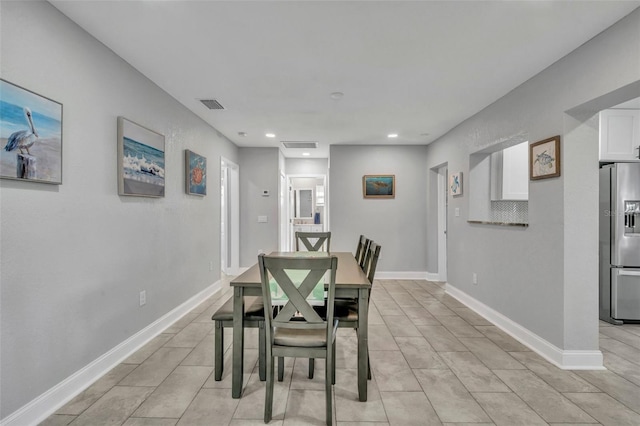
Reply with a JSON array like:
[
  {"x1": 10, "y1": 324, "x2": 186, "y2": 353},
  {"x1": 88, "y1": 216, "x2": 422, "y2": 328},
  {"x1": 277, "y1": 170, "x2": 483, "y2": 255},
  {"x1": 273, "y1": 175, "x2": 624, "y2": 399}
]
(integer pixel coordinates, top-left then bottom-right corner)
[
  {"x1": 221, "y1": 157, "x2": 239, "y2": 276},
  {"x1": 282, "y1": 174, "x2": 327, "y2": 251}
]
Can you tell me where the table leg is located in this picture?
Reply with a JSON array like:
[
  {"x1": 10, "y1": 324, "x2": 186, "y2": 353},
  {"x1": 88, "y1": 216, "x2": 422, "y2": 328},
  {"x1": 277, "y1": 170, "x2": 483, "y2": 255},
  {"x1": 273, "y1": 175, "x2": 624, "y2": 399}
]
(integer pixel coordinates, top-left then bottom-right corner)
[
  {"x1": 232, "y1": 286, "x2": 245, "y2": 398},
  {"x1": 357, "y1": 287, "x2": 369, "y2": 401}
]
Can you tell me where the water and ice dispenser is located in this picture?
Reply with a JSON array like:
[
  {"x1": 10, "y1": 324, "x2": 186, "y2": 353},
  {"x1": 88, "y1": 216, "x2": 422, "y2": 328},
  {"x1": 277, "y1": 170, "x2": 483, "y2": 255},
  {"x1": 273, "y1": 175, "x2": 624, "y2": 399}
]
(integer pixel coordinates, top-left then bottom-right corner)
[{"x1": 624, "y1": 201, "x2": 640, "y2": 234}]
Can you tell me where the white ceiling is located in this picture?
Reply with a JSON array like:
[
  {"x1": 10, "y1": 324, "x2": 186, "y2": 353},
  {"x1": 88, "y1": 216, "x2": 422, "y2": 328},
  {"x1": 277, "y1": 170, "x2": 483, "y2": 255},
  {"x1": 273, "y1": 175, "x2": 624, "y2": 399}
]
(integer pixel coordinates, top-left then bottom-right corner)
[{"x1": 50, "y1": 1, "x2": 640, "y2": 158}]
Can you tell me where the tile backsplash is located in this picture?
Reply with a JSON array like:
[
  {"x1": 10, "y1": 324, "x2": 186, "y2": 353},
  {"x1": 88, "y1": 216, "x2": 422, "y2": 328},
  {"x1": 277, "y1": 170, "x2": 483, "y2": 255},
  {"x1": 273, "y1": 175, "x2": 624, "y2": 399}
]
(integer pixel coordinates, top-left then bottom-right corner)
[{"x1": 491, "y1": 200, "x2": 528, "y2": 224}]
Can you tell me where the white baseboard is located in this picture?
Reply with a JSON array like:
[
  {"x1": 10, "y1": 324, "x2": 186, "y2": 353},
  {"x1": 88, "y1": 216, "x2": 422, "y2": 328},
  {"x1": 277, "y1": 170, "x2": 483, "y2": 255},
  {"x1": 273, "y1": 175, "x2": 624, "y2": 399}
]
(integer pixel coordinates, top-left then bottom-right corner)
[
  {"x1": 425, "y1": 272, "x2": 443, "y2": 282},
  {"x1": 1, "y1": 280, "x2": 223, "y2": 426},
  {"x1": 445, "y1": 283, "x2": 604, "y2": 370},
  {"x1": 376, "y1": 271, "x2": 429, "y2": 280}
]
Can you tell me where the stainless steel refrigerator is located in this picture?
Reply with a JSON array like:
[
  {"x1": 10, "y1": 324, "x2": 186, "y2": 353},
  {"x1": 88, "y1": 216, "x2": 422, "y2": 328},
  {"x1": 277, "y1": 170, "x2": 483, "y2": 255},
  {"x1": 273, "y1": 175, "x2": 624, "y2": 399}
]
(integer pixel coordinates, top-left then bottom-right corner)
[{"x1": 600, "y1": 162, "x2": 640, "y2": 324}]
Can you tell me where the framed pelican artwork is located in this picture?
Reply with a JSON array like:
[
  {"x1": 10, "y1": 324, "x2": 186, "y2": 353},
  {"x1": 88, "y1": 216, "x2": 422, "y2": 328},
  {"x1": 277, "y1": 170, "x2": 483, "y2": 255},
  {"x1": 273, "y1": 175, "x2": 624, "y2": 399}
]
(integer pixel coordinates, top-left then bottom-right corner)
[
  {"x1": 185, "y1": 149, "x2": 206, "y2": 196},
  {"x1": 117, "y1": 117, "x2": 165, "y2": 197},
  {"x1": 363, "y1": 175, "x2": 395, "y2": 198},
  {"x1": 0, "y1": 79, "x2": 63, "y2": 184}
]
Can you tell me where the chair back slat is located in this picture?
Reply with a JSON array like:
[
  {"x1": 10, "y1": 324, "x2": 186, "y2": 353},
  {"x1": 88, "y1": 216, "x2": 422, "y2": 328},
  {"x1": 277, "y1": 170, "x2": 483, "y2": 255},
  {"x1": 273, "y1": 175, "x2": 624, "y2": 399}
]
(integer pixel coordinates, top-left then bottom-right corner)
[
  {"x1": 354, "y1": 234, "x2": 367, "y2": 263},
  {"x1": 359, "y1": 238, "x2": 372, "y2": 270},
  {"x1": 271, "y1": 268, "x2": 326, "y2": 325},
  {"x1": 295, "y1": 231, "x2": 331, "y2": 252},
  {"x1": 366, "y1": 242, "x2": 382, "y2": 283}
]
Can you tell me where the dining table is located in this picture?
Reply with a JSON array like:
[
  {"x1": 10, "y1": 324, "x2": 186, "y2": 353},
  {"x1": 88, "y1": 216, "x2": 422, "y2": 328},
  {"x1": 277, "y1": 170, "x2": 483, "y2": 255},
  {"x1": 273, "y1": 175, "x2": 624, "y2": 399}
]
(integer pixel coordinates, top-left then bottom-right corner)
[{"x1": 230, "y1": 251, "x2": 371, "y2": 401}]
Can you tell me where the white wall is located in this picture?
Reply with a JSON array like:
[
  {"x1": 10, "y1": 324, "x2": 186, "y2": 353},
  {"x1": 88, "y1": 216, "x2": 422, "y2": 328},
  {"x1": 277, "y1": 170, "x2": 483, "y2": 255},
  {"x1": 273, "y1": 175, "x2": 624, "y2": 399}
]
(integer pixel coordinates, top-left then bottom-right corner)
[
  {"x1": 425, "y1": 8, "x2": 640, "y2": 360},
  {"x1": 329, "y1": 145, "x2": 428, "y2": 274},
  {"x1": 0, "y1": 2, "x2": 238, "y2": 419}
]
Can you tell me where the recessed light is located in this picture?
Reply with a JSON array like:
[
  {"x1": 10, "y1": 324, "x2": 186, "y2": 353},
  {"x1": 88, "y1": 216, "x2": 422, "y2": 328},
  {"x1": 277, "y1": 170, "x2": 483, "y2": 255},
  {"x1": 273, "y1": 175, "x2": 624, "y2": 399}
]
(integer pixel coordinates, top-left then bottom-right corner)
[
  {"x1": 330, "y1": 92, "x2": 344, "y2": 100},
  {"x1": 265, "y1": 133, "x2": 276, "y2": 138},
  {"x1": 302, "y1": 152, "x2": 311, "y2": 156},
  {"x1": 388, "y1": 133, "x2": 398, "y2": 138}
]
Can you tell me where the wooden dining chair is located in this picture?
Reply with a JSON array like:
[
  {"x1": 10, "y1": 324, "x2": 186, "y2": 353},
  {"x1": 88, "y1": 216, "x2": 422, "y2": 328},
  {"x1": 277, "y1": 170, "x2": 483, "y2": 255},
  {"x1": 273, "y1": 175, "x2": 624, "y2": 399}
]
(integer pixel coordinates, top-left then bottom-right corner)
[
  {"x1": 317, "y1": 242, "x2": 381, "y2": 381},
  {"x1": 258, "y1": 254, "x2": 338, "y2": 426},
  {"x1": 295, "y1": 231, "x2": 331, "y2": 252},
  {"x1": 211, "y1": 296, "x2": 266, "y2": 382}
]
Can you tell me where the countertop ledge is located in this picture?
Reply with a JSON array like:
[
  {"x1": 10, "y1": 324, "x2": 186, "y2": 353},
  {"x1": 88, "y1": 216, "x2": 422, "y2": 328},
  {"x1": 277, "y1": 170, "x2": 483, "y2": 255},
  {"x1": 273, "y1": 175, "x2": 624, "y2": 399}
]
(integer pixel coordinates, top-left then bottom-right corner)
[{"x1": 467, "y1": 220, "x2": 529, "y2": 227}]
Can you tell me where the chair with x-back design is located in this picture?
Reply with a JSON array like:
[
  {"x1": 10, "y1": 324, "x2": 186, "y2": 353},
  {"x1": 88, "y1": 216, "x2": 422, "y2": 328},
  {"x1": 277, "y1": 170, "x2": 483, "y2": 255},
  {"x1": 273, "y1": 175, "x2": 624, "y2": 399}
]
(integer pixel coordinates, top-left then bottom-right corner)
[
  {"x1": 258, "y1": 254, "x2": 338, "y2": 426},
  {"x1": 295, "y1": 231, "x2": 331, "y2": 252}
]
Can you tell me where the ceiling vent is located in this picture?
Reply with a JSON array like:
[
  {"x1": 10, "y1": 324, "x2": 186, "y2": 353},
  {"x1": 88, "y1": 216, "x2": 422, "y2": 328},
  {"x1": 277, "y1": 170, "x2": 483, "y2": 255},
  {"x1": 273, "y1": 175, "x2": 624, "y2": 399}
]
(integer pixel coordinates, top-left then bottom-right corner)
[
  {"x1": 282, "y1": 141, "x2": 318, "y2": 149},
  {"x1": 199, "y1": 99, "x2": 225, "y2": 110}
]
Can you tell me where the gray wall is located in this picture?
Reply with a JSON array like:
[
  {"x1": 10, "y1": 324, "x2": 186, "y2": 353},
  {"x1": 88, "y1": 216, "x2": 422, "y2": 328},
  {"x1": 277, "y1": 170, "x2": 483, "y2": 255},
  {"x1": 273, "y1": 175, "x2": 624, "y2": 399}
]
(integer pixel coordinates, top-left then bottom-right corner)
[
  {"x1": 424, "y1": 8, "x2": 640, "y2": 350},
  {"x1": 329, "y1": 145, "x2": 428, "y2": 273},
  {"x1": 239, "y1": 147, "x2": 280, "y2": 266},
  {"x1": 285, "y1": 158, "x2": 329, "y2": 175},
  {"x1": 0, "y1": 2, "x2": 238, "y2": 418}
]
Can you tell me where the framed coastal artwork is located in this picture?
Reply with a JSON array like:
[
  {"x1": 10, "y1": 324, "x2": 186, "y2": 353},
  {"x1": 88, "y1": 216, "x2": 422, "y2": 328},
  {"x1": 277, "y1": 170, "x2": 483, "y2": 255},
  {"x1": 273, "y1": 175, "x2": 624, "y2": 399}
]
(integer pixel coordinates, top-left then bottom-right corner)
[
  {"x1": 450, "y1": 172, "x2": 463, "y2": 196},
  {"x1": 530, "y1": 135, "x2": 561, "y2": 180},
  {"x1": 185, "y1": 149, "x2": 206, "y2": 196},
  {"x1": 0, "y1": 79, "x2": 63, "y2": 184},
  {"x1": 363, "y1": 175, "x2": 395, "y2": 198},
  {"x1": 117, "y1": 117, "x2": 165, "y2": 197}
]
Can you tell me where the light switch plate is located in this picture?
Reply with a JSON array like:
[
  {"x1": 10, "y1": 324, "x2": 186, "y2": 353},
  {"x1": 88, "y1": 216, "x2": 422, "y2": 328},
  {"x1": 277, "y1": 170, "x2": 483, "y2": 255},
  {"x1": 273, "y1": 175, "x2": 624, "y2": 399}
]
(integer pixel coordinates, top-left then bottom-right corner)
[
  {"x1": 455, "y1": 208, "x2": 460, "y2": 217},
  {"x1": 258, "y1": 216, "x2": 268, "y2": 223}
]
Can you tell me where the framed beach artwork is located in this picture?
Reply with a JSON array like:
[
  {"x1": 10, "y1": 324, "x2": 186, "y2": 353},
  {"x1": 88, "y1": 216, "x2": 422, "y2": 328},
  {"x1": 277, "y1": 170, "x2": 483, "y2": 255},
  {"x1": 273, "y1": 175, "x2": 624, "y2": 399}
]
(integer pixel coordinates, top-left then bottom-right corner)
[
  {"x1": 185, "y1": 149, "x2": 206, "y2": 196},
  {"x1": 530, "y1": 135, "x2": 561, "y2": 180},
  {"x1": 363, "y1": 175, "x2": 395, "y2": 198},
  {"x1": 450, "y1": 172, "x2": 463, "y2": 196},
  {"x1": 117, "y1": 117, "x2": 165, "y2": 197},
  {"x1": 0, "y1": 79, "x2": 63, "y2": 184}
]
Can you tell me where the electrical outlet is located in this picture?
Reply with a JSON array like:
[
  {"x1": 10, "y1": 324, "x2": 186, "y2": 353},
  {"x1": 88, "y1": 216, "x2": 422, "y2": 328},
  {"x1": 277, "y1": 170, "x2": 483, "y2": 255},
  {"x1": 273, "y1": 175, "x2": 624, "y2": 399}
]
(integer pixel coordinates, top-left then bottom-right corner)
[
  {"x1": 472, "y1": 273, "x2": 478, "y2": 285},
  {"x1": 139, "y1": 290, "x2": 146, "y2": 306}
]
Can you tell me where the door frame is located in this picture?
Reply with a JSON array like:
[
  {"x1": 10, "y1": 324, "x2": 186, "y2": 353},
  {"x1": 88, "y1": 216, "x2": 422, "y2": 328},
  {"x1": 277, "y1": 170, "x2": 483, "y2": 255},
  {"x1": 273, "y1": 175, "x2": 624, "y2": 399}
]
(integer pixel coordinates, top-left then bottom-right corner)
[
  {"x1": 221, "y1": 157, "x2": 240, "y2": 276},
  {"x1": 283, "y1": 174, "x2": 327, "y2": 251},
  {"x1": 437, "y1": 164, "x2": 448, "y2": 282}
]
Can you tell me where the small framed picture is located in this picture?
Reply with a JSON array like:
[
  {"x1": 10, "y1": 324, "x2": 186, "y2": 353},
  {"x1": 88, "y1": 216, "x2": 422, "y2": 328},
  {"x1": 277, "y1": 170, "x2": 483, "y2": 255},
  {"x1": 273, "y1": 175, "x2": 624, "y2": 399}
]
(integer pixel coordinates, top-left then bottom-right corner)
[
  {"x1": 0, "y1": 79, "x2": 63, "y2": 184},
  {"x1": 363, "y1": 175, "x2": 395, "y2": 198},
  {"x1": 185, "y1": 149, "x2": 206, "y2": 196},
  {"x1": 450, "y1": 172, "x2": 463, "y2": 196},
  {"x1": 117, "y1": 117, "x2": 165, "y2": 197},
  {"x1": 530, "y1": 135, "x2": 561, "y2": 180}
]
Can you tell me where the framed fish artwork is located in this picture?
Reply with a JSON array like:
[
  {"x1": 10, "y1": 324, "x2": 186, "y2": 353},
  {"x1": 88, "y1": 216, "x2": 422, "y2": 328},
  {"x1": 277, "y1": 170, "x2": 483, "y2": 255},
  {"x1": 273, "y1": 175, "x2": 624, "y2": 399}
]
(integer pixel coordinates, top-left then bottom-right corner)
[
  {"x1": 363, "y1": 175, "x2": 395, "y2": 198},
  {"x1": 0, "y1": 79, "x2": 63, "y2": 184},
  {"x1": 530, "y1": 135, "x2": 561, "y2": 180},
  {"x1": 117, "y1": 116, "x2": 165, "y2": 197},
  {"x1": 185, "y1": 149, "x2": 206, "y2": 196}
]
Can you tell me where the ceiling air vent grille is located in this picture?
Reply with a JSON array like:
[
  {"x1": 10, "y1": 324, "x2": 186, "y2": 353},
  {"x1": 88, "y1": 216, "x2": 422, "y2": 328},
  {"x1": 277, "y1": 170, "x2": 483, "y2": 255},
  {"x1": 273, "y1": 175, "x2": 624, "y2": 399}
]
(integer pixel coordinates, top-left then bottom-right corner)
[
  {"x1": 282, "y1": 141, "x2": 318, "y2": 149},
  {"x1": 199, "y1": 99, "x2": 225, "y2": 110}
]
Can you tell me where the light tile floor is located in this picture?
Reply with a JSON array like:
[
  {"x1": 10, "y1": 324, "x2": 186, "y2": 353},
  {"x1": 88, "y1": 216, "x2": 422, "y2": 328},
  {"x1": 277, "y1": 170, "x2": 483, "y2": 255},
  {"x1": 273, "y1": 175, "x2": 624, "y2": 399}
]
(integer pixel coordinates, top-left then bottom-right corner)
[{"x1": 40, "y1": 279, "x2": 640, "y2": 425}]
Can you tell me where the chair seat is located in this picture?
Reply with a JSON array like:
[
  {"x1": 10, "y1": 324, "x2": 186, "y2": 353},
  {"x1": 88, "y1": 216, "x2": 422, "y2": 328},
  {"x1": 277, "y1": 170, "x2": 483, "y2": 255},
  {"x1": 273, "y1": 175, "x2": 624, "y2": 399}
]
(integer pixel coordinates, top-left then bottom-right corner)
[
  {"x1": 274, "y1": 327, "x2": 327, "y2": 347},
  {"x1": 211, "y1": 296, "x2": 264, "y2": 321},
  {"x1": 315, "y1": 301, "x2": 358, "y2": 322}
]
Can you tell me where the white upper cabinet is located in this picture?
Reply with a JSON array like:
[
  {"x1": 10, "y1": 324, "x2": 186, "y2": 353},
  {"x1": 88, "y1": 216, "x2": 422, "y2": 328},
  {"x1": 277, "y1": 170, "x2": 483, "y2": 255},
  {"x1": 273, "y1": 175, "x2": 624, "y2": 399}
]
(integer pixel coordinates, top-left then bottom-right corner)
[
  {"x1": 599, "y1": 109, "x2": 640, "y2": 162},
  {"x1": 501, "y1": 142, "x2": 529, "y2": 200},
  {"x1": 490, "y1": 141, "x2": 529, "y2": 201}
]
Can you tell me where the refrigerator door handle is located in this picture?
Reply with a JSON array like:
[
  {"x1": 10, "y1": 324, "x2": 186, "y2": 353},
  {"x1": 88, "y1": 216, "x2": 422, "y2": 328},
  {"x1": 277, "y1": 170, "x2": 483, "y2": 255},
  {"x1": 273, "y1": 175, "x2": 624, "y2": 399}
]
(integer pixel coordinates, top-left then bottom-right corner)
[{"x1": 619, "y1": 270, "x2": 640, "y2": 277}]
